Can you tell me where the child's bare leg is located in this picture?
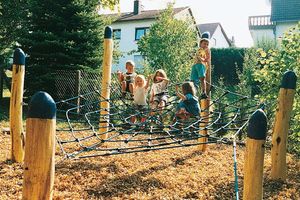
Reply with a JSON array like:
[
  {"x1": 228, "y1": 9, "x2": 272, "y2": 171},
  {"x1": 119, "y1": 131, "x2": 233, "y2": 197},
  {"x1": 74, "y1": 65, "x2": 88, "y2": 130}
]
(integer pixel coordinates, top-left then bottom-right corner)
[
  {"x1": 121, "y1": 81, "x2": 127, "y2": 93},
  {"x1": 129, "y1": 83, "x2": 134, "y2": 94},
  {"x1": 131, "y1": 116, "x2": 136, "y2": 123},
  {"x1": 150, "y1": 101, "x2": 158, "y2": 116},
  {"x1": 158, "y1": 101, "x2": 165, "y2": 110},
  {"x1": 176, "y1": 108, "x2": 186, "y2": 120},
  {"x1": 200, "y1": 77, "x2": 206, "y2": 94}
]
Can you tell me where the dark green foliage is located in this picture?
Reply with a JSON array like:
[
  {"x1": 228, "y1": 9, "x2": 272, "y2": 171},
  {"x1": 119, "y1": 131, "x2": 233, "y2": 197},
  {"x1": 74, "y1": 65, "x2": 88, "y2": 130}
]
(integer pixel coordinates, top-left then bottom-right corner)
[
  {"x1": 19, "y1": 0, "x2": 106, "y2": 97},
  {"x1": 0, "y1": 0, "x2": 29, "y2": 63},
  {"x1": 211, "y1": 48, "x2": 245, "y2": 85}
]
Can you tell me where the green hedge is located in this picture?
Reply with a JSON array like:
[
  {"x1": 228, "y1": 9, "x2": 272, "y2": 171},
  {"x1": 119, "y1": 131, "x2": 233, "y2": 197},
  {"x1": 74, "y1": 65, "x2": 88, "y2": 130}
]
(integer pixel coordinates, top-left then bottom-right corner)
[{"x1": 211, "y1": 48, "x2": 246, "y2": 85}]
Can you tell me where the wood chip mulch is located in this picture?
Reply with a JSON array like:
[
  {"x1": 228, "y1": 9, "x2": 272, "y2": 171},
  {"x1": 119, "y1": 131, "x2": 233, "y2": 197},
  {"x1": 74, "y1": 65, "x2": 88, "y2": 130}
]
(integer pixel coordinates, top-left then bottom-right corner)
[{"x1": 0, "y1": 130, "x2": 299, "y2": 200}]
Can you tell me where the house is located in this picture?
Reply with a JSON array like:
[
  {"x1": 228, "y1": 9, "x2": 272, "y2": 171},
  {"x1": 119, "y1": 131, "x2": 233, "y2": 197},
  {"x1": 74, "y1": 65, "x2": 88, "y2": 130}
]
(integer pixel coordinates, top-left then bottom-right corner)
[
  {"x1": 197, "y1": 23, "x2": 233, "y2": 48},
  {"x1": 104, "y1": 0, "x2": 200, "y2": 71},
  {"x1": 248, "y1": 0, "x2": 300, "y2": 45}
]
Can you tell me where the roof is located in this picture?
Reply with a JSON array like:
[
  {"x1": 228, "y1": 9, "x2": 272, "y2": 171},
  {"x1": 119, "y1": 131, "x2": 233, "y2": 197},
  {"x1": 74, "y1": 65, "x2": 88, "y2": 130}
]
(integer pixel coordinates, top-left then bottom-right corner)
[
  {"x1": 271, "y1": 0, "x2": 300, "y2": 22},
  {"x1": 105, "y1": 7, "x2": 189, "y2": 22},
  {"x1": 197, "y1": 23, "x2": 232, "y2": 46}
]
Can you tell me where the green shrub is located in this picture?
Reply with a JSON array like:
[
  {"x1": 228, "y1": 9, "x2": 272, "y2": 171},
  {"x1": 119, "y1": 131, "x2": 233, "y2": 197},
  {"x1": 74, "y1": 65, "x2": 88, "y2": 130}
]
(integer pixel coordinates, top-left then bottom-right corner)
[{"x1": 211, "y1": 48, "x2": 245, "y2": 85}]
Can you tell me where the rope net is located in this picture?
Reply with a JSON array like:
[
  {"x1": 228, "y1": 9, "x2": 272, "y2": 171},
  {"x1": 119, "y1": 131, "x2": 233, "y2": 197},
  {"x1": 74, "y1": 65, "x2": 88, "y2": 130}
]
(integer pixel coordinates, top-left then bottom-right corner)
[{"x1": 55, "y1": 74, "x2": 264, "y2": 159}]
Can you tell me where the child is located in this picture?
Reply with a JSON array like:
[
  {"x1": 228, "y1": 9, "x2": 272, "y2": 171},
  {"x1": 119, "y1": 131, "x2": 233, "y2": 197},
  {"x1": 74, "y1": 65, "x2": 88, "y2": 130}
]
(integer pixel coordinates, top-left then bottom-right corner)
[
  {"x1": 190, "y1": 36, "x2": 211, "y2": 99},
  {"x1": 117, "y1": 60, "x2": 137, "y2": 98},
  {"x1": 175, "y1": 82, "x2": 200, "y2": 120},
  {"x1": 150, "y1": 69, "x2": 169, "y2": 112},
  {"x1": 131, "y1": 74, "x2": 151, "y2": 123}
]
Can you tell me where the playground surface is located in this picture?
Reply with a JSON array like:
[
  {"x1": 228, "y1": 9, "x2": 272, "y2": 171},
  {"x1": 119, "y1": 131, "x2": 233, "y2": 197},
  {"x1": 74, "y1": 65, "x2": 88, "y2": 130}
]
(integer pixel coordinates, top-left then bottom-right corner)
[{"x1": 0, "y1": 130, "x2": 299, "y2": 199}]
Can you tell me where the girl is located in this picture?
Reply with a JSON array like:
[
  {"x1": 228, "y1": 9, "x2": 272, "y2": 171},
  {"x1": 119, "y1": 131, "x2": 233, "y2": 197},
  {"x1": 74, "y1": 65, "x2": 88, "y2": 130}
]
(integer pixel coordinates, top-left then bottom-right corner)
[
  {"x1": 150, "y1": 69, "x2": 169, "y2": 112},
  {"x1": 131, "y1": 74, "x2": 151, "y2": 123},
  {"x1": 190, "y1": 37, "x2": 210, "y2": 99},
  {"x1": 175, "y1": 82, "x2": 200, "y2": 120}
]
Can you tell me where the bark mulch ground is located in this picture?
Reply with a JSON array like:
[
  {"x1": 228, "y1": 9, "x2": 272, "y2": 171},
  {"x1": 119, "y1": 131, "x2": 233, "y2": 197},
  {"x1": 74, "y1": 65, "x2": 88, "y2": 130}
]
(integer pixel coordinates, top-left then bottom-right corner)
[{"x1": 0, "y1": 130, "x2": 299, "y2": 200}]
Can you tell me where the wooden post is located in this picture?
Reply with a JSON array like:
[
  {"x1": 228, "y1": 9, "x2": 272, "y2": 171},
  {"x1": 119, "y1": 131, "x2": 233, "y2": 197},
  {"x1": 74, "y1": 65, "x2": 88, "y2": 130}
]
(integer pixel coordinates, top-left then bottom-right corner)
[
  {"x1": 243, "y1": 109, "x2": 267, "y2": 200},
  {"x1": 198, "y1": 98, "x2": 209, "y2": 151},
  {"x1": 10, "y1": 48, "x2": 25, "y2": 162},
  {"x1": 271, "y1": 71, "x2": 297, "y2": 181},
  {"x1": 75, "y1": 70, "x2": 81, "y2": 113},
  {"x1": 100, "y1": 26, "x2": 113, "y2": 139},
  {"x1": 0, "y1": 65, "x2": 4, "y2": 100},
  {"x1": 22, "y1": 91, "x2": 56, "y2": 200}
]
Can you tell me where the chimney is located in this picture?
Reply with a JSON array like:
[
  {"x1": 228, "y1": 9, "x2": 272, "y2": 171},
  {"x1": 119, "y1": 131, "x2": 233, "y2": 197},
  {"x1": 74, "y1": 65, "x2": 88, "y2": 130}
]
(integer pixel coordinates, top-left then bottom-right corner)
[
  {"x1": 231, "y1": 36, "x2": 235, "y2": 47},
  {"x1": 134, "y1": 0, "x2": 142, "y2": 15}
]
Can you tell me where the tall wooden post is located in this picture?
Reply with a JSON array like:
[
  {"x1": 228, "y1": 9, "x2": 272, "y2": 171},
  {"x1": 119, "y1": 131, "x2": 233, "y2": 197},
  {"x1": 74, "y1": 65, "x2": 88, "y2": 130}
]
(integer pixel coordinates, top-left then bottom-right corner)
[
  {"x1": 100, "y1": 26, "x2": 113, "y2": 139},
  {"x1": 22, "y1": 91, "x2": 56, "y2": 200},
  {"x1": 198, "y1": 98, "x2": 209, "y2": 151},
  {"x1": 75, "y1": 70, "x2": 81, "y2": 113},
  {"x1": 10, "y1": 48, "x2": 25, "y2": 162},
  {"x1": 271, "y1": 71, "x2": 297, "y2": 181},
  {"x1": 0, "y1": 65, "x2": 4, "y2": 100},
  {"x1": 243, "y1": 109, "x2": 267, "y2": 200}
]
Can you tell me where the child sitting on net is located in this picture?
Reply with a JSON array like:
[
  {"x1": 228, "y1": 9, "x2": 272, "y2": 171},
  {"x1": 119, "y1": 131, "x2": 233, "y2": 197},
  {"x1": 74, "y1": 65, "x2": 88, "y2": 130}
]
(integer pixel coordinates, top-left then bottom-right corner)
[
  {"x1": 190, "y1": 34, "x2": 211, "y2": 99},
  {"x1": 149, "y1": 69, "x2": 169, "y2": 115},
  {"x1": 117, "y1": 60, "x2": 137, "y2": 98},
  {"x1": 175, "y1": 81, "x2": 200, "y2": 120},
  {"x1": 131, "y1": 74, "x2": 151, "y2": 124}
]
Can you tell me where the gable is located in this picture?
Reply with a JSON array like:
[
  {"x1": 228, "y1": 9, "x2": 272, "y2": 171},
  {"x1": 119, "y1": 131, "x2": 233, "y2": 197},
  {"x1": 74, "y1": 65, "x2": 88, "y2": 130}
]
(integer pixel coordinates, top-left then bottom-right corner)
[
  {"x1": 198, "y1": 23, "x2": 231, "y2": 46},
  {"x1": 198, "y1": 23, "x2": 219, "y2": 36},
  {"x1": 271, "y1": 0, "x2": 300, "y2": 22}
]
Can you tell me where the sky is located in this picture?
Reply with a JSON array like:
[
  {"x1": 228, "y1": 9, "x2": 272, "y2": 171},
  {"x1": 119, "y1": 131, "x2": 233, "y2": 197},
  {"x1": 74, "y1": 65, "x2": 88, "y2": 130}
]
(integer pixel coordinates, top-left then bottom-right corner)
[{"x1": 101, "y1": 0, "x2": 271, "y2": 47}]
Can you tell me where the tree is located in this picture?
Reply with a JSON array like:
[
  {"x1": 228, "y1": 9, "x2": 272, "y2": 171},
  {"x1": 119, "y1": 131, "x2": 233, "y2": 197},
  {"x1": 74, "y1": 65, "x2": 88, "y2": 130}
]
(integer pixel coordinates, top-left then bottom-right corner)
[
  {"x1": 137, "y1": 4, "x2": 198, "y2": 82},
  {"x1": 19, "y1": 0, "x2": 109, "y2": 96},
  {"x1": 0, "y1": 0, "x2": 29, "y2": 63}
]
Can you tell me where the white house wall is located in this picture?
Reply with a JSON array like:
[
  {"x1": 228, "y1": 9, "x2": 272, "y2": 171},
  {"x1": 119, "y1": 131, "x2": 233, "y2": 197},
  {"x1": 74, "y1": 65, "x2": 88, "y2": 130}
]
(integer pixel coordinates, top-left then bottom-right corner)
[
  {"x1": 174, "y1": 9, "x2": 200, "y2": 40},
  {"x1": 111, "y1": 19, "x2": 154, "y2": 72},
  {"x1": 275, "y1": 21, "x2": 298, "y2": 39},
  {"x1": 249, "y1": 28, "x2": 275, "y2": 45},
  {"x1": 211, "y1": 25, "x2": 230, "y2": 48},
  {"x1": 249, "y1": 21, "x2": 298, "y2": 45},
  {"x1": 174, "y1": 9, "x2": 191, "y2": 21}
]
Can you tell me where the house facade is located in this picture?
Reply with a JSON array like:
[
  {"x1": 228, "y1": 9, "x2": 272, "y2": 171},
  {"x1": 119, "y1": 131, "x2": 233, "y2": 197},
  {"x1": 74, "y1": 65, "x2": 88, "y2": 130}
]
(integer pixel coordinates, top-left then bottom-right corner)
[
  {"x1": 248, "y1": 0, "x2": 300, "y2": 45},
  {"x1": 198, "y1": 23, "x2": 232, "y2": 48},
  {"x1": 104, "y1": 0, "x2": 199, "y2": 71}
]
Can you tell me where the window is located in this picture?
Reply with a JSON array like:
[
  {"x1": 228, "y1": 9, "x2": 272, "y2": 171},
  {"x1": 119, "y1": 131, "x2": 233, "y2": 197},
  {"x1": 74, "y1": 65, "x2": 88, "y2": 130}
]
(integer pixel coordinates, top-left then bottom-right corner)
[
  {"x1": 113, "y1": 29, "x2": 121, "y2": 39},
  {"x1": 135, "y1": 27, "x2": 149, "y2": 40}
]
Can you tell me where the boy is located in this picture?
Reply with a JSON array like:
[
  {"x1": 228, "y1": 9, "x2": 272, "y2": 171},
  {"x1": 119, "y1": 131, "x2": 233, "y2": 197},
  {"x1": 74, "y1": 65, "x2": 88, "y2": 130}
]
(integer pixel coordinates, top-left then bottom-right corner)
[
  {"x1": 117, "y1": 60, "x2": 137, "y2": 98},
  {"x1": 190, "y1": 36, "x2": 211, "y2": 99}
]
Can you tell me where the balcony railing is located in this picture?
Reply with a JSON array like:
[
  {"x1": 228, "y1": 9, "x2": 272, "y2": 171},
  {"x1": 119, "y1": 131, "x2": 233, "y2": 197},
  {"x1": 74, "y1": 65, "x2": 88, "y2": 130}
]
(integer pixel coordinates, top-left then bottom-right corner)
[{"x1": 248, "y1": 15, "x2": 275, "y2": 29}]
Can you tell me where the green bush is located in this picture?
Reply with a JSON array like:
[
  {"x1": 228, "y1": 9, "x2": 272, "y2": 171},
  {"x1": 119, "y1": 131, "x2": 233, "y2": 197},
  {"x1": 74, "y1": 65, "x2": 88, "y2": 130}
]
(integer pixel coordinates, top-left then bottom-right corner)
[{"x1": 211, "y1": 48, "x2": 245, "y2": 85}]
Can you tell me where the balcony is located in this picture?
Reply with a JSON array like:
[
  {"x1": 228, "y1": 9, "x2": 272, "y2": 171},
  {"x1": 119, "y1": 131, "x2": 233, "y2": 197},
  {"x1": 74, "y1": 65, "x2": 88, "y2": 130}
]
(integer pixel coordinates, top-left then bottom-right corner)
[{"x1": 248, "y1": 15, "x2": 276, "y2": 30}]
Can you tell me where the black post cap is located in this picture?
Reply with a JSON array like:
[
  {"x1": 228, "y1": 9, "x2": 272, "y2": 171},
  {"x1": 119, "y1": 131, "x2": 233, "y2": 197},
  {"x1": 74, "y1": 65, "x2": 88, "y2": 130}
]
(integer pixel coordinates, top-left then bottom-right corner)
[
  {"x1": 280, "y1": 70, "x2": 297, "y2": 89},
  {"x1": 201, "y1": 32, "x2": 210, "y2": 39},
  {"x1": 13, "y1": 48, "x2": 25, "y2": 65},
  {"x1": 247, "y1": 109, "x2": 267, "y2": 140},
  {"x1": 27, "y1": 91, "x2": 56, "y2": 119},
  {"x1": 104, "y1": 26, "x2": 112, "y2": 39}
]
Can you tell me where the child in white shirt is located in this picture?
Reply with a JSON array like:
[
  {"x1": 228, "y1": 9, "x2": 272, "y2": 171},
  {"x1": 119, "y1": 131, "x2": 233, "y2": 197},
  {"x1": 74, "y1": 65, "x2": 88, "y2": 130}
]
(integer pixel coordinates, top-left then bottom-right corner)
[
  {"x1": 131, "y1": 74, "x2": 151, "y2": 123},
  {"x1": 150, "y1": 69, "x2": 169, "y2": 112}
]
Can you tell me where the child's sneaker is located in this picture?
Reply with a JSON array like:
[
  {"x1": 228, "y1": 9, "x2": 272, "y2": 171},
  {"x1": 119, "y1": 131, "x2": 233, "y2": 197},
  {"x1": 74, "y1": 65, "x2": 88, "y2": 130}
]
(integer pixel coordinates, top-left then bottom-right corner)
[{"x1": 200, "y1": 92, "x2": 208, "y2": 99}]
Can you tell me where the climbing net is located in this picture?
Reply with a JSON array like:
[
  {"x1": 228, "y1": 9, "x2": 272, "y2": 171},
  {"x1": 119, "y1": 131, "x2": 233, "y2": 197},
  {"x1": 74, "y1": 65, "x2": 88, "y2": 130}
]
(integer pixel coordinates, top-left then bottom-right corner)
[{"x1": 55, "y1": 78, "x2": 264, "y2": 159}]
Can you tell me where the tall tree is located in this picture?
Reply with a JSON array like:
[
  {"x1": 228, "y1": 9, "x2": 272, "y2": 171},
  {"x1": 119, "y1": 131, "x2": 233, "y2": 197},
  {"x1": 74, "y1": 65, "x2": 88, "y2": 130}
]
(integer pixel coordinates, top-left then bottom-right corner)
[
  {"x1": 0, "y1": 0, "x2": 28, "y2": 62},
  {"x1": 19, "y1": 0, "x2": 108, "y2": 96},
  {"x1": 137, "y1": 4, "x2": 198, "y2": 81}
]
